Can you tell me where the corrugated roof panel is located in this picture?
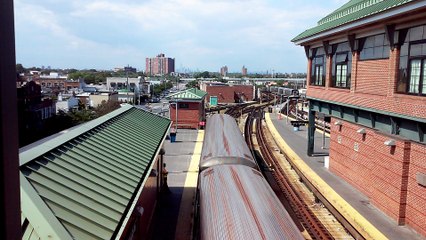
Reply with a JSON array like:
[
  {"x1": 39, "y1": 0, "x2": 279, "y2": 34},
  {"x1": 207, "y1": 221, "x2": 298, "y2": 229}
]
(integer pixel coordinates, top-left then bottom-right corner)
[
  {"x1": 26, "y1": 172, "x2": 125, "y2": 215},
  {"x1": 167, "y1": 87, "x2": 207, "y2": 100},
  {"x1": 43, "y1": 156, "x2": 132, "y2": 198},
  {"x1": 20, "y1": 107, "x2": 171, "y2": 239},
  {"x1": 46, "y1": 201, "x2": 113, "y2": 239},
  {"x1": 49, "y1": 150, "x2": 136, "y2": 192},
  {"x1": 63, "y1": 142, "x2": 141, "y2": 182},
  {"x1": 33, "y1": 159, "x2": 129, "y2": 205}
]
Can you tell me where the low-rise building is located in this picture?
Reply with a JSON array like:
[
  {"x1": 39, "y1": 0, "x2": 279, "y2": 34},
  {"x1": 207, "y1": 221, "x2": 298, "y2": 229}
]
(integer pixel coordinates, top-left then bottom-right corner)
[
  {"x1": 56, "y1": 94, "x2": 79, "y2": 113},
  {"x1": 167, "y1": 88, "x2": 207, "y2": 129},
  {"x1": 200, "y1": 82, "x2": 255, "y2": 104}
]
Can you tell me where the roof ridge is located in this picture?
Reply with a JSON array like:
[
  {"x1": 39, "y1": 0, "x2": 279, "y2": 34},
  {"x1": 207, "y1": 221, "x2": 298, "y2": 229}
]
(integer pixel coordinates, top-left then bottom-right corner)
[
  {"x1": 318, "y1": 0, "x2": 384, "y2": 26},
  {"x1": 292, "y1": 0, "x2": 416, "y2": 43}
]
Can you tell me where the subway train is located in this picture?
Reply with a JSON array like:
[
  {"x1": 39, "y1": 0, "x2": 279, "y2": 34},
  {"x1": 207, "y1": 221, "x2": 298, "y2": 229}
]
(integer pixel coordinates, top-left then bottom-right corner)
[
  {"x1": 196, "y1": 114, "x2": 304, "y2": 240},
  {"x1": 267, "y1": 85, "x2": 299, "y2": 96}
]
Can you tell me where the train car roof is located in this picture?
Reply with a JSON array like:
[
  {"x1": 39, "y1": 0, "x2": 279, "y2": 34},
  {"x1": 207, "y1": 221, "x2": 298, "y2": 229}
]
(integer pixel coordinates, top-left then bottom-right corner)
[
  {"x1": 199, "y1": 165, "x2": 304, "y2": 240},
  {"x1": 200, "y1": 114, "x2": 257, "y2": 171}
]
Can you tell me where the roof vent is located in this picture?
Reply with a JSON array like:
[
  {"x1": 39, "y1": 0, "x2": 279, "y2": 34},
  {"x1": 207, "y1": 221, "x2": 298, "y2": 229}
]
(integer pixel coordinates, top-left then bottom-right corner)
[{"x1": 384, "y1": 139, "x2": 396, "y2": 146}]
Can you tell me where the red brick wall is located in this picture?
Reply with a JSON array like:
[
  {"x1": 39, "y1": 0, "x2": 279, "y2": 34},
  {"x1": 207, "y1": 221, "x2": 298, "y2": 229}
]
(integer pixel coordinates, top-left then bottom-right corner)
[
  {"x1": 356, "y1": 59, "x2": 388, "y2": 96},
  {"x1": 329, "y1": 118, "x2": 426, "y2": 235},
  {"x1": 405, "y1": 143, "x2": 426, "y2": 236},
  {"x1": 206, "y1": 85, "x2": 254, "y2": 104},
  {"x1": 307, "y1": 49, "x2": 426, "y2": 119},
  {"x1": 170, "y1": 101, "x2": 202, "y2": 129}
]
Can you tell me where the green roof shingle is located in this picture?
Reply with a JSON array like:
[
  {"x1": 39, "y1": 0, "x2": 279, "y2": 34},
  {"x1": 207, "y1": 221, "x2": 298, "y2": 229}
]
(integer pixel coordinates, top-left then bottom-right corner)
[
  {"x1": 20, "y1": 106, "x2": 171, "y2": 240},
  {"x1": 292, "y1": 0, "x2": 414, "y2": 42}
]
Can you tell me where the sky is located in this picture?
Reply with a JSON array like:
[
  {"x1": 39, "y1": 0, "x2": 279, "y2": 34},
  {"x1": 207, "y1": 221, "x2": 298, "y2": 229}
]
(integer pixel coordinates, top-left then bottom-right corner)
[{"x1": 14, "y1": 0, "x2": 349, "y2": 73}]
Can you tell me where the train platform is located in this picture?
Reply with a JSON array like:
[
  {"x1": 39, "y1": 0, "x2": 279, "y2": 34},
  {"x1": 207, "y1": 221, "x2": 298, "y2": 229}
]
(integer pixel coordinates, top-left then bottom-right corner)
[
  {"x1": 149, "y1": 129, "x2": 203, "y2": 240},
  {"x1": 266, "y1": 112, "x2": 424, "y2": 240}
]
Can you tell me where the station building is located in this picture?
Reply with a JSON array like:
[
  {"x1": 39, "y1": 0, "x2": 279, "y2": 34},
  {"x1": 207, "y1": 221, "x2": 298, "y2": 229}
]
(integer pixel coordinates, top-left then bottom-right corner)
[
  {"x1": 168, "y1": 88, "x2": 207, "y2": 129},
  {"x1": 20, "y1": 105, "x2": 171, "y2": 239},
  {"x1": 292, "y1": 0, "x2": 426, "y2": 236},
  {"x1": 200, "y1": 82, "x2": 255, "y2": 104}
]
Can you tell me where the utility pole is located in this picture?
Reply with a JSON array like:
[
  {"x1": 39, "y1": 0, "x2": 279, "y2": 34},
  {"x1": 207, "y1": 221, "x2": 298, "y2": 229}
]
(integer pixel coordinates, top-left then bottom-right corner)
[{"x1": 125, "y1": 64, "x2": 129, "y2": 103}]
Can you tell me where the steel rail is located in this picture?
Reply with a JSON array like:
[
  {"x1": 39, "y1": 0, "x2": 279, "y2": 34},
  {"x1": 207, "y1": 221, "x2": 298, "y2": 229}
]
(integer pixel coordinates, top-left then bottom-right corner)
[{"x1": 254, "y1": 110, "x2": 334, "y2": 240}]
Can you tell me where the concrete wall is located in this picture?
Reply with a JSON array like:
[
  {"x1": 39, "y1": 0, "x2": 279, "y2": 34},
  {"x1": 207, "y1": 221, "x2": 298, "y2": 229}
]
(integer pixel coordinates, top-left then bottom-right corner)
[{"x1": 90, "y1": 94, "x2": 118, "y2": 107}]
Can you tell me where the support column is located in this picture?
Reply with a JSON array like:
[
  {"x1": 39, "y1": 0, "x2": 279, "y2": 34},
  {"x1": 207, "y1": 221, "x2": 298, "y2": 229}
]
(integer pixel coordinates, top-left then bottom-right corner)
[
  {"x1": 307, "y1": 105, "x2": 316, "y2": 156},
  {"x1": 0, "y1": 0, "x2": 21, "y2": 238}
]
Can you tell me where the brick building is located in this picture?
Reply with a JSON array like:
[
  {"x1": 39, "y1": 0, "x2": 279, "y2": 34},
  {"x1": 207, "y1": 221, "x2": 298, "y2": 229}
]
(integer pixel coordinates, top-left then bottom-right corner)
[
  {"x1": 242, "y1": 65, "x2": 248, "y2": 76},
  {"x1": 17, "y1": 80, "x2": 56, "y2": 146},
  {"x1": 168, "y1": 88, "x2": 207, "y2": 129},
  {"x1": 292, "y1": 0, "x2": 426, "y2": 236},
  {"x1": 220, "y1": 66, "x2": 228, "y2": 77},
  {"x1": 145, "y1": 53, "x2": 175, "y2": 76},
  {"x1": 34, "y1": 73, "x2": 81, "y2": 91},
  {"x1": 200, "y1": 82, "x2": 255, "y2": 104}
]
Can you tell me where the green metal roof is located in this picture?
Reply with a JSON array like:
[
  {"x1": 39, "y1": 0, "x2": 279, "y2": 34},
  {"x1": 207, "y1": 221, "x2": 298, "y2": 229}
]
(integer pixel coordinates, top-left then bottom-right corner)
[
  {"x1": 167, "y1": 88, "x2": 207, "y2": 101},
  {"x1": 292, "y1": 0, "x2": 414, "y2": 42},
  {"x1": 20, "y1": 105, "x2": 171, "y2": 240}
]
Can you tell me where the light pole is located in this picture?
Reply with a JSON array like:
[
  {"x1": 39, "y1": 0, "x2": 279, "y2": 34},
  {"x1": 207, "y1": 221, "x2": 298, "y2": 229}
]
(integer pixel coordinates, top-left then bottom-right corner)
[
  {"x1": 125, "y1": 65, "x2": 129, "y2": 103},
  {"x1": 286, "y1": 97, "x2": 289, "y2": 124},
  {"x1": 175, "y1": 101, "x2": 178, "y2": 133}
]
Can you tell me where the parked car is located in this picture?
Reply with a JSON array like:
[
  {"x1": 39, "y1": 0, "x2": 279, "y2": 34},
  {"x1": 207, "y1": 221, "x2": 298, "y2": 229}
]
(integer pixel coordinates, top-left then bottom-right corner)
[{"x1": 150, "y1": 98, "x2": 160, "y2": 103}]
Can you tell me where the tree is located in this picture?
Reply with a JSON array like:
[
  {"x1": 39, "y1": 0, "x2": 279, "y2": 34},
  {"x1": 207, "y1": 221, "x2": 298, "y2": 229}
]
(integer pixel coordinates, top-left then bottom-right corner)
[
  {"x1": 16, "y1": 63, "x2": 25, "y2": 73},
  {"x1": 195, "y1": 71, "x2": 211, "y2": 78},
  {"x1": 186, "y1": 80, "x2": 198, "y2": 89},
  {"x1": 93, "y1": 100, "x2": 121, "y2": 117}
]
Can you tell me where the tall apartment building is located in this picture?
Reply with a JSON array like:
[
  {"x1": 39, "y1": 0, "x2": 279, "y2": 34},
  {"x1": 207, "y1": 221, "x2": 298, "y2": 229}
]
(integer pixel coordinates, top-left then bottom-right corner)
[
  {"x1": 292, "y1": 0, "x2": 426, "y2": 236},
  {"x1": 145, "y1": 53, "x2": 175, "y2": 76},
  {"x1": 242, "y1": 65, "x2": 247, "y2": 76},
  {"x1": 220, "y1": 66, "x2": 228, "y2": 77}
]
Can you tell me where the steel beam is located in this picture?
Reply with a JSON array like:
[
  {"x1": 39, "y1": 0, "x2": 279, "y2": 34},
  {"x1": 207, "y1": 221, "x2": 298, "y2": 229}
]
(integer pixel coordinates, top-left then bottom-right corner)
[{"x1": 0, "y1": 0, "x2": 21, "y2": 238}]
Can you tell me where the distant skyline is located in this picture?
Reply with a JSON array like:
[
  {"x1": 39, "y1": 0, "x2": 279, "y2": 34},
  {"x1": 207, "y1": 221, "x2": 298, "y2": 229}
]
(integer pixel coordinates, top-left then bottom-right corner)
[{"x1": 15, "y1": 0, "x2": 348, "y2": 73}]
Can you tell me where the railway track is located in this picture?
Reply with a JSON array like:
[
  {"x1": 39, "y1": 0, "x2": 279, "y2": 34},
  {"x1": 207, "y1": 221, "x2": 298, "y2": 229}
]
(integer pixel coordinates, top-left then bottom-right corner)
[
  {"x1": 252, "y1": 109, "x2": 334, "y2": 239},
  {"x1": 242, "y1": 107, "x2": 357, "y2": 240}
]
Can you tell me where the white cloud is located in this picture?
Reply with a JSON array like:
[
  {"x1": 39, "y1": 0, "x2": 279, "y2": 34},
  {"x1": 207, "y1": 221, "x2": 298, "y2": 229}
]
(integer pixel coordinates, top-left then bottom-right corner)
[{"x1": 15, "y1": 0, "x2": 344, "y2": 72}]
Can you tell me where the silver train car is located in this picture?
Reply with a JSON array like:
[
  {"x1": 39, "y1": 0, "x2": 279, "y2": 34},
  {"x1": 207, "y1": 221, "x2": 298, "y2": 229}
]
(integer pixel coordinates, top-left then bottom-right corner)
[
  {"x1": 278, "y1": 87, "x2": 299, "y2": 96},
  {"x1": 199, "y1": 114, "x2": 257, "y2": 171},
  {"x1": 199, "y1": 165, "x2": 304, "y2": 240},
  {"x1": 197, "y1": 113, "x2": 304, "y2": 240}
]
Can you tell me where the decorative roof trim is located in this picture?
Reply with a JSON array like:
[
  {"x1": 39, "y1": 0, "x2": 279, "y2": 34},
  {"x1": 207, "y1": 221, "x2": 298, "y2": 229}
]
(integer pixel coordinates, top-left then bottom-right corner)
[
  {"x1": 307, "y1": 96, "x2": 426, "y2": 123},
  {"x1": 19, "y1": 104, "x2": 133, "y2": 166},
  {"x1": 167, "y1": 88, "x2": 207, "y2": 100},
  {"x1": 318, "y1": 0, "x2": 385, "y2": 25},
  {"x1": 293, "y1": 0, "x2": 425, "y2": 44}
]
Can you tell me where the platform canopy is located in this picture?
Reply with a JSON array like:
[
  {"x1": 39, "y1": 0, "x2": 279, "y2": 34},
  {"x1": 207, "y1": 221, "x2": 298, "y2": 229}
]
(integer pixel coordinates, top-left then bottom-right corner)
[{"x1": 20, "y1": 105, "x2": 171, "y2": 240}]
